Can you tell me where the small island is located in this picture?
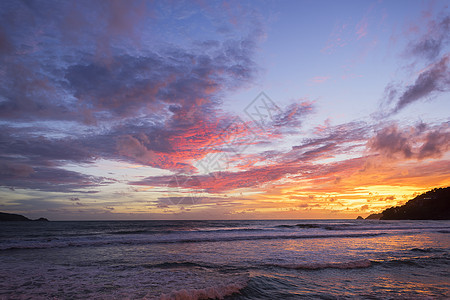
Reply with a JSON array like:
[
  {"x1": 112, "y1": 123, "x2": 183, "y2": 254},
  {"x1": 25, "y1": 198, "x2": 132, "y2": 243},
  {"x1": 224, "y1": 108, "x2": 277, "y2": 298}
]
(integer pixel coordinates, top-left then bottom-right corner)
[
  {"x1": 363, "y1": 187, "x2": 449, "y2": 220},
  {"x1": 0, "y1": 212, "x2": 49, "y2": 222}
]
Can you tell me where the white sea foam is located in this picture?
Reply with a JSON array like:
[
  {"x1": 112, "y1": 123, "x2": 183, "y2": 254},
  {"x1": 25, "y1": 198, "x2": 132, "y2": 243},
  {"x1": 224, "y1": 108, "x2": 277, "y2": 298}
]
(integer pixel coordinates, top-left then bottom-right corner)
[{"x1": 158, "y1": 280, "x2": 247, "y2": 300}]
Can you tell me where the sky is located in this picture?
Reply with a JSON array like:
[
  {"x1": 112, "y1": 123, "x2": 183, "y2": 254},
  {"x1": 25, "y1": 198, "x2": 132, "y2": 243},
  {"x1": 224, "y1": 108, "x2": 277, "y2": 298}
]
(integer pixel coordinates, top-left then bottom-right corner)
[{"x1": 0, "y1": 0, "x2": 449, "y2": 220}]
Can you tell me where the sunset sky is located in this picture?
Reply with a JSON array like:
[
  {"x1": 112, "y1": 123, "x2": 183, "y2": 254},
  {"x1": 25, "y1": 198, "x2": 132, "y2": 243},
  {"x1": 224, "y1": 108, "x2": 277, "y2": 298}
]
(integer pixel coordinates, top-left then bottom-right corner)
[{"x1": 0, "y1": 0, "x2": 449, "y2": 220}]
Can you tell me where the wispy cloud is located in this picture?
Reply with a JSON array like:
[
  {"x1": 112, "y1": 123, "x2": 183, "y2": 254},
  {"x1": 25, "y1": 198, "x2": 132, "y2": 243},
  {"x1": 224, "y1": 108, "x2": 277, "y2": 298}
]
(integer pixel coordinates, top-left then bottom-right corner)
[
  {"x1": 380, "y1": 54, "x2": 450, "y2": 115},
  {"x1": 405, "y1": 14, "x2": 449, "y2": 61},
  {"x1": 308, "y1": 76, "x2": 330, "y2": 85},
  {"x1": 355, "y1": 17, "x2": 368, "y2": 39}
]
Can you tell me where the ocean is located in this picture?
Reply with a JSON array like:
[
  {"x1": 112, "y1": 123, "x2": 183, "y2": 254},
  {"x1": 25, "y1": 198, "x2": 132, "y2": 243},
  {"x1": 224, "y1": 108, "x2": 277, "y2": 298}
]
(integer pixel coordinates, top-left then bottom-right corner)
[{"x1": 1, "y1": 219, "x2": 449, "y2": 299}]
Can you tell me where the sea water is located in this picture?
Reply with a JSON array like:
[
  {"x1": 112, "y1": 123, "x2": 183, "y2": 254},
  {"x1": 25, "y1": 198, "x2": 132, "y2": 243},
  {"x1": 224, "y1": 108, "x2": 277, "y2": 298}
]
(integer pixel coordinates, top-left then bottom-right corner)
[{"x1": 1, "y1": 219, "x2": 449, "y2": 299}]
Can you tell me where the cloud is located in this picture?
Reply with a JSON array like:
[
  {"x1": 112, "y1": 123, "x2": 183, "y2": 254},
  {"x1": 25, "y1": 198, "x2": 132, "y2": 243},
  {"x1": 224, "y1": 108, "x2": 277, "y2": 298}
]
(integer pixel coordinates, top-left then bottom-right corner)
[
  {"x1": 0, "y1": 0, "x2": 267, "y2": 194},
  {"x1": 271, "y1": 101, "x2": 315, "y2": 130},
  {"x1": 394, "y1": 55, "x2": 450, "y2": 112},
  {"x1": 0, "y1": 27, "x2": 13, "y2": 54},
  {"x1": 0, "y1": 161, "x2": 34, "y2": 178},
  {"x1": 406, "y1": 15, "x2": 449, "y2": 61},
  {"x1": 308, "y1": 76, "x2": 330, "y2": 85},
  {"x1": 379, "y1": 54, "x2": 450, "y2": 115},
  {"x1": 131, "y1": 121, "x2": 372, "y2": 193},
  {"x1": 0, "y1": 165, "x2": 107, "y2": 193},
  {"x1": 355, "y1": 17, "x2": 368, "y2": 39},
  {"x1": 418, "y1": 127, "x2": 450, "y2": 159},
  {"x1": 368, "y1": 125, "x2": 413, "y2": 159},
  {"x1": 131, "y1": 118, "x2": 450, "y2": 196},
  {"x1": 63, "y1": 45, "x2": 257, "y2": 123},
  {"x1": 368, "y1": 122, "x2": 450, "y2": 160},
  {"x1": 377, "y1": 12, "x2": 450, "y2": 117},
  {"x1": 321, "y1": 22, "x2": 349, "y2": 54},
  {"x1": 0, "y1": 0, "x2": 262, "y2": 123}
]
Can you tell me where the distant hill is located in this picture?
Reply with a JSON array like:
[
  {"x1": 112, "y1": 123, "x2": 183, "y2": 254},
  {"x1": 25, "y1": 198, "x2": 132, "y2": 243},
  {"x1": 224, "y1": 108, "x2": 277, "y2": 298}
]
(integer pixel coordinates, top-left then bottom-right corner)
[
  {"x1": 380, "y1": 187, "x2": 450, "y2": 220},
  {"x1": 365, "y1": 213, "x2": 383, "y2": 220},
  {"x1": 0, "y1": 212, "x2": 49, "y2": 222}
]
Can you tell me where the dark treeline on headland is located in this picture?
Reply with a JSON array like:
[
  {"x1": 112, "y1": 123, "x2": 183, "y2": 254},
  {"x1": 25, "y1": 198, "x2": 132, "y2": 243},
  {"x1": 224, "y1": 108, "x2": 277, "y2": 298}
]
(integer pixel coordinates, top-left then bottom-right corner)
[
  {"x1": 381, "y1": 187, "x2": 449, "y2": 220},
  {"x1": 365, "y1": 187, "x2": 450, "y2": 220},
  {"x1": 0, "y1": 212, "x2": 49, "y2": 222}
]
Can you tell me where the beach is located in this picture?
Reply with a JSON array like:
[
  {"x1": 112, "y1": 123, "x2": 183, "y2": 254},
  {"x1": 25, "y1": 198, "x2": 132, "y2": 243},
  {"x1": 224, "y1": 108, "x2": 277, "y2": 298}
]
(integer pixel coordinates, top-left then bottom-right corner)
[{"x1": 1, "y1": 219, "x2": 449, "y2": 299}]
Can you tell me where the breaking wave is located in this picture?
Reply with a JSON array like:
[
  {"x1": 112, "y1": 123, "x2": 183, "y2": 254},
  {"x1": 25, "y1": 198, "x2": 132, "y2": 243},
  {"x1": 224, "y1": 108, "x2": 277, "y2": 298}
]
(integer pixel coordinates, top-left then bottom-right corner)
[
  {"x1": 0, "y1": 232, "x2": 385, "y2": 251},
  {"x1": 159, "y1": 278, "x2": 248, "y2": 300}
]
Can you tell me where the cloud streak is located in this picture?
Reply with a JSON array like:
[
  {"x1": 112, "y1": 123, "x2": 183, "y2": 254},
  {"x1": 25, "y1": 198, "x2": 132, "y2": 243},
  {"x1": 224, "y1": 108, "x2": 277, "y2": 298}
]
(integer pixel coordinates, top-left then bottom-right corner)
[{"x1": 394, "y1": 55, "x2": 450, "y2": 113}]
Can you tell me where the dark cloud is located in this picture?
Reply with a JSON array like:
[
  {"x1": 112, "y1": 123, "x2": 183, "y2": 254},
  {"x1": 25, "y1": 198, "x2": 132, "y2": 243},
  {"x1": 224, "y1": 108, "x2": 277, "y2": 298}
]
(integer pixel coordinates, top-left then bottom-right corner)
[
  {"x1": 63, "y1": 49, "x2": 245, "y2": 122},
  {"x1": 0, "y1": 27, "x2": 13, "y2": 54},
  {"x1": 379, "y1": 55, "x2": 450, "y2": 116},
  {"x1": 378, "y1": 13, "x2": 450, "y2": 116},
  {"x1": 406, "y1": 15, "x2": 449, "y2": 61},
  {"x1": 410, "y1": 39, "x2": 443, "y2": 61},
  {"x1": 0, "y1": 129, "x2": 93, "y2": 165},
  {"x1": 394, "y1": 55, "x2": 450, "y2": 113},
  {"x1": 368, "y1": 122, "x2": 450, "y2": 160},
  {"x1": 418, "y1": 127, "x2": 450, "y2": 159},
  {"x1": 291, "y1": 121, "x2": 371, "y2": 156},
  {"x1": 0, "y1": 0, "x2": 264, "y2": 194},
  {"x1": 368, "y1": 125, "x2": 413, "y2": 159},
  {"x1": 0, "y1": 161, "x2": 34, "y2": 178},
  {"x1": 0, "y1": 0, "x2": 261, "y2": 125},
  {"x1": 0, "y1": 165, "x2": 108, "y2": 193},
  {"x1": 272, "y1": 101, "x2": 314, "y2": 130}
]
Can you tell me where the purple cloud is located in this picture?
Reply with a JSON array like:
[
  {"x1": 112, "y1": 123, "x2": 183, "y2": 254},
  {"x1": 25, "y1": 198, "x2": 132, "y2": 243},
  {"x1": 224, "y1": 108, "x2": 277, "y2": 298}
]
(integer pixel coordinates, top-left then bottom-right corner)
[
  {"x1": 368, "y1": 122, "x2": 450, "y2": 160},
  {"x1": 394, "y1": 55, "x2": 450, "y2": 113},
  {"x1": 0, "y1": 0, "x2": 265, "y2": 193},
  {"x1": 406, "y1": 15, "x2": 449, "y2": 61}
]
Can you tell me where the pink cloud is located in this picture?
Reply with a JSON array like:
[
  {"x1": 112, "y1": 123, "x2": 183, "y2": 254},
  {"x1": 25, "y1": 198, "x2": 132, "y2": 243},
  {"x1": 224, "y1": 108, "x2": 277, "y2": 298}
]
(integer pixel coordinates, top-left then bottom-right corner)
[
  {"x1": 308, "y1": 76, "x2": 330, "y2": 85},
  {"x1": 355, "y1": 18, "x2": 368, "y2": 39},
  {"x1": 321, "y1": 22, "x2": 349, "y2": 54}
]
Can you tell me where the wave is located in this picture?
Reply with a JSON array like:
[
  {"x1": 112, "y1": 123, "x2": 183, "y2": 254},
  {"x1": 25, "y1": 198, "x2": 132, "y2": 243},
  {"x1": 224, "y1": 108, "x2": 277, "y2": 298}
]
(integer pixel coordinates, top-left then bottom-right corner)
[
  {"x1": 109, "y1": 229, "x2": 175, "y2": 235},
  {"x1": 371, "y1": 254, "x2": 449, "y2": 268},
  {"x1": 267, "y1": 254, "x2": 449, "y2": 271},
  {"x1": 108, "y1": 228, "x2": 265, "y2": 236},
  {"x1": 275, "y1": 223, "x2": 354, "y2": 230},
  {"x1": 0, "y1": 232, "x2": 385, "y2": 251},
  {"x1": 409, "y1": 247, "x2": 446, "y2": 253},
  {"x1": 159, "y1": 278, "x2": 247, "y2": 300},
  {"x1": 275, "y1": 223, "x2": 450, "y2": 232},
  {"x1": 267, "y1": 259, "x2": 372, "y2": 270},
  {"x1": 144, "y1": 261, "x2": 211, "y2": 269}
]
